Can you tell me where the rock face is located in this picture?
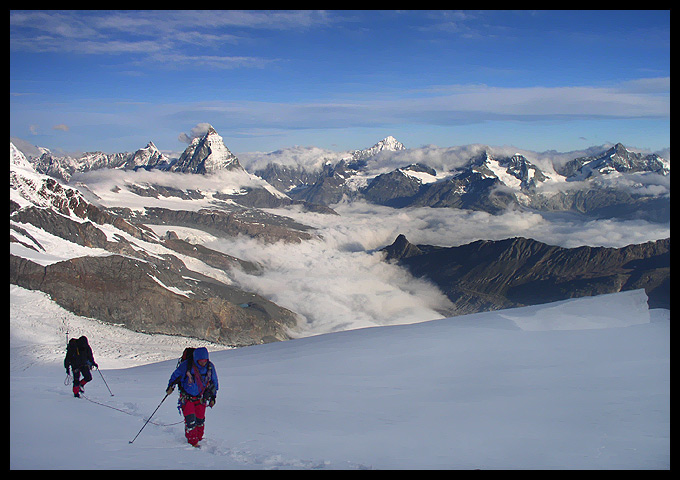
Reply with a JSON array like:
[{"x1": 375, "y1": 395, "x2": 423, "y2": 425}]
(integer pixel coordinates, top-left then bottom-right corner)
[
  {"x1": 362, "y1": 164, "x2": 435, "y2": 207},
  {"x1": 10, "y1": 145, "x2": 300, "y2": 346},
  {"x1": 382, "y1": 235, "x2": 670, "y2": 315},
  {"x1": 171, "y1": 125, "x2": 243, "y2": 174},
  {"x1": 9, "y1": 200, "x2": 300, "y2": 345},
  {"x1": 118, "y1": 206, "x2": 317, "y2": 244},
  {"x1": 10, "y1": 253, "x2": 297, "y2": 346}
]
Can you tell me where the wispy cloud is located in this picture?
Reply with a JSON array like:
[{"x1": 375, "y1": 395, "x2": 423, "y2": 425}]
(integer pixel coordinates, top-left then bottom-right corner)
[
  {"x1": 10, "y1": 10, "x2": 331, "y2": 69},
  {"x1": 157, "y1": 79, "x2": 670, "y2": 134},
  {"x1": 143, "y1": 53, "x2": 276, "y2": 70},
  {"x1": 10, "y1": 10, "x2": 669, "y2": 154}
]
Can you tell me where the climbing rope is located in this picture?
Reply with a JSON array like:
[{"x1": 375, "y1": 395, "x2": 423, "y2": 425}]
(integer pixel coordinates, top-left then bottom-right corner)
[{"x1": 80, "y1": 393, "x2": 184, "y2": 427}]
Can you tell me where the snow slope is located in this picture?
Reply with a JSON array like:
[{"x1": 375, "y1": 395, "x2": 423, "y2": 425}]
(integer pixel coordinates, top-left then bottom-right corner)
[{"x1": 10, "y1": 286, "x2": 669, "y2": 470}]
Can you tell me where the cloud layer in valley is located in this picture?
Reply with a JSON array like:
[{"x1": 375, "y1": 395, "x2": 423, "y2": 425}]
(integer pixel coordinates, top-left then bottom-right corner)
[
  {"x1": 199, "y1": 200, "x2": 669, "y2": 337},
  {"x1": 59, "y1": 161, "x2": 669, "y2": 338}
]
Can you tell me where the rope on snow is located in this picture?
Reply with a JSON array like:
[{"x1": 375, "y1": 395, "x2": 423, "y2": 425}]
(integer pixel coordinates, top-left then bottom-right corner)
[{"x1": 80, "y1": 394, "x2": 184, "y2": 427}]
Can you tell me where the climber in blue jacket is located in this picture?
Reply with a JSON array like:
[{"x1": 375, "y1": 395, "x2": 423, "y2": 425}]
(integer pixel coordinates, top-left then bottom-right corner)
[{"x1": 166, "y1": 347, "x2": 219, "y2": 446}]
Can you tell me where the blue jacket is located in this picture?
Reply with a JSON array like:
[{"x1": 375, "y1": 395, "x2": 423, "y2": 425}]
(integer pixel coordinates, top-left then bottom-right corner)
[{"x1": 168, "y1": 347, "x2": 219, "y2": 399}]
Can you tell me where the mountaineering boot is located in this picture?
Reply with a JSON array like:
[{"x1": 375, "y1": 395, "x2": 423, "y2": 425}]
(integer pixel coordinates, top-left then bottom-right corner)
[{"x1": 73, "y1": 385, "x2": 81, "y2": 397}]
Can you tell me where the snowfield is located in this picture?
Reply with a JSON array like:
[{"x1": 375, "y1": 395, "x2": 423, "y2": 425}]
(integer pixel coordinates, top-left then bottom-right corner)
[{"x1": 10, "y1": 285, "x2": 669, "y2": 470}]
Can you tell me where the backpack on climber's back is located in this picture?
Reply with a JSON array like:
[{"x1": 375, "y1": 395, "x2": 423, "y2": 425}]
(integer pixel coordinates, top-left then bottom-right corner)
[
  {"x1": 177, "y1": 347, "x2": 195, "y2": 368},
  {"x1": 65, "y1": 338, "x2": 80, "y2": 370}
]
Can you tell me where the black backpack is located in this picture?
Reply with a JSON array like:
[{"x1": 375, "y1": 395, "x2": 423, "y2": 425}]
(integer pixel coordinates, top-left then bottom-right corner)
[
  {"x1": 77, "y1": 336, "x2": 94, "y2": 363},
  {"x1": 177, "y1": 347, "x2": 195, "y2": 369},
  {"x1": 65, "y1": 338, "x2": 80, "y2": 366}
]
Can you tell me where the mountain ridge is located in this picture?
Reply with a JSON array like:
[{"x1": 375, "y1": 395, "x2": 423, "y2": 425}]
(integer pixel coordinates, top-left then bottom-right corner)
[
  {"x1": 15, "y1": 128, "x2": 670, "y2": 221},
  {"x1": 382, "y1": 234, "x2": 670, "y2": 314},
  {"x1": 10, "y1": 145, "x2": 301, "y2": 346}
]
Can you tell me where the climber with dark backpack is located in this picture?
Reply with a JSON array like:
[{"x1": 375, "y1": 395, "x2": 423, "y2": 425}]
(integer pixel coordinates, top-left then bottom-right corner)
[
  {"x1": 166, "y1": 347, "x2": 219, "y2": 447},
  {"x1": 64, "y1": 336, "x2": 98, "y2": 397}
]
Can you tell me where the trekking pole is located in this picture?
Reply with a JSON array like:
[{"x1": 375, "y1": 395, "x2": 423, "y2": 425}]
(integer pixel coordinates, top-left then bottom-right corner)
[
  {"x1": 97, "y1": 367, "x2": 114, "y2": 396},
  {"x1": 129, "y1": 393, "x2": 169, "y2": 444},
  {"x1": 62, "y1": 314, "x2": 69, "y2": 348}
]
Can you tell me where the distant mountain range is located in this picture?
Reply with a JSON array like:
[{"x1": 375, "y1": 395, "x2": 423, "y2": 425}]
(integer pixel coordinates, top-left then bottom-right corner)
[
  {"x1": 19, "y1": 126, "x2": 669, "y2": 222},
  {"x1": 9, "y1": 127, "x2": 670, "y2": 345}
]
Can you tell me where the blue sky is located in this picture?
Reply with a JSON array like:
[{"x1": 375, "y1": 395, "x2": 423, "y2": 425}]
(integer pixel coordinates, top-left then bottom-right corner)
[{"x1": 10, "y1": 10, "x2": 670, "y2": 157}]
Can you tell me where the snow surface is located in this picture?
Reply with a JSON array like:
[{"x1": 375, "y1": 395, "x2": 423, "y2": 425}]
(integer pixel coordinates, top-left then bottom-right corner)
[{"x1": 10, "y1": 285, "x2": 669, "y2": 470}]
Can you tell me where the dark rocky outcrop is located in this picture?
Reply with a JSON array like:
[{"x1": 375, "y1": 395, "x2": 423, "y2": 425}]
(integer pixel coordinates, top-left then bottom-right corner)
[
  {"x1": 382, "y1": 235, "x2": 670, "y2": 315},
  {"x1": 119, "y1": 206, "x2": 317, "y2": 244},
  {"x1": 10, "y1": 252, "x2": 298, "y2": 346}
]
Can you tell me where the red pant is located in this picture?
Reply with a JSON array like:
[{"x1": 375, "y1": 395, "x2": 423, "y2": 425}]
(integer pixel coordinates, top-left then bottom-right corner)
[
  {"x1": 72, "y1": 367, "x2": 92, "y2": 396},
  {"x1": 181, "y1": 398, "x2": 206, "y2": 446}
]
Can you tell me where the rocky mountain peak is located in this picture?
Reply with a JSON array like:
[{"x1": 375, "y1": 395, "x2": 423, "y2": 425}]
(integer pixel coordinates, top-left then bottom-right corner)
[
  {"x1": 377, "y1": 135, "x2": 405, "y2": 151},
  {"x1": 559, "y1": 143, "x2": 669, "y2": 179},
  {"x1": 382, "y1": 234, "x2": 423, "y2": 262},
  {"x1": 350, "y1": 136, "x2": 406, "y2": 164},
  {"x1": 171, "y1": 125, "x2": 243, "y2": 175},
  {"x1": 127, "y1": 141, "x2": 169, "y2": 170},
  {"x1": 10, "y1": 142, "x2": 34, "y2": 172}
]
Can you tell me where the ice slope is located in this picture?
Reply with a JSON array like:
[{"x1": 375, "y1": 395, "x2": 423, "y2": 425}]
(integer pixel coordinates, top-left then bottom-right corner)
[{"x1": 10, "y1": 286, "x2": 669, "y2": 470}]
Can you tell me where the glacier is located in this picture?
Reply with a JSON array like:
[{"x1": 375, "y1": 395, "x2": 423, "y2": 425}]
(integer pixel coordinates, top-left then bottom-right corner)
[{"x1": 10, "y1": 286, "x2": 669, "y2": 469}]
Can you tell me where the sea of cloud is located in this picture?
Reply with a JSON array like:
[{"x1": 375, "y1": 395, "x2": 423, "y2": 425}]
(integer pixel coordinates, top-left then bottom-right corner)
[
  {"x1": 199, "y1": 199, "x2": 669, "y2": 337},
  {"x1": 65, "y1": 146, "x2": 670, "y2": 338}
]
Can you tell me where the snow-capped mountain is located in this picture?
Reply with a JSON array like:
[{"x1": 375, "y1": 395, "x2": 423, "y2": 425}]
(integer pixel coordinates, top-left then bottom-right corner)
[
  {"x1": 10, "y1": 142, "x2": 35, "y2": 175},
  {"x1": 361, "y1": 163, "x2": 439, "y2": 207},
  {"x1": 360, "y1": 150, "x2": 551, "y2": 212},
  {"x1": 285, "y1": 142, "x2": 668, "y2": 220},
  {"x1": 10, "y1": 141, "x2": 303, "y2": 346},
  {"x1": 248, "y1": 136, "x2": 668, "y2": 220},
  {"x1": 252, "y1": 136, "x2": 409, "y2": 206},
  {"x1": 10, "y1": 142, "x2": 93, "y2": 215},
  {"x1": 468, "y1": 151, "x2": 549, "y2": 191},
  {"x1": 127, "y1": 141, "x2": 171, "y2": 171},
  {"x1": 347, "y1": 135, "x2": 406, "y2": 166},
  {"x1": 557, "y1": 143, "x2": 669, "y2": 180},
  {"x1": 30, "y1": 141, "x2": 170, "y2": 182},
  {"x1": 11, "y1": 135, "x2": 668, "y2": 339},
  {"x1": 171, "y1": 125, "x2": 243, "y2": 174},
  {"x1": 16, "y1": 128, "x2": 670, "y2": 222}
]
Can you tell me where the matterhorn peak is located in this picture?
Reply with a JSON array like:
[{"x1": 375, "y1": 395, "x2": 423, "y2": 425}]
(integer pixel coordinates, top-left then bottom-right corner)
[{"x1": 171, "y1": 125, "x2": 243, "y2": 175}]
